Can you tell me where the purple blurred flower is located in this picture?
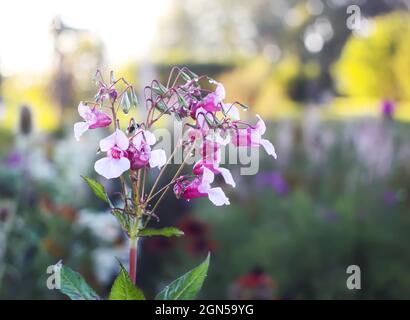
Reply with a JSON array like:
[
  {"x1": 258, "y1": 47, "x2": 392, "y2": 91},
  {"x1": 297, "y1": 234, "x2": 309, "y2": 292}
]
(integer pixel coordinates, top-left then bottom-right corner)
[
  {"x1": 256, "y1": 171, "x2": 289, "y2": 196},
  {"x1": 323, "y1": 210, "x2": 339, "y2": 223},
  {"x1": 381, "y1": 99, "x2": 395, "y2": 119},
  {"x1": 383, "y1": 191, "x2": 397, "y2": 206},
  {"x1": 5, "y1": 151, "x2": 22, "y2": 168}
]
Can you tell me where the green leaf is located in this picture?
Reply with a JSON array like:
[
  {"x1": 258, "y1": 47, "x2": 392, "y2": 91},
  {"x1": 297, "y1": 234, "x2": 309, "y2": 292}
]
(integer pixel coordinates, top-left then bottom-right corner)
[
  {"x1": 120, "y1": 91, "x2": 131, "y2": 114},
  {"x1": 59, "y1": 263, "x2": 100, "y2": 300},
  {"x1": 139, "y1": 227, "x2": 184, "y2": 238},
  {"x1": 109, "y1": 263, "x2": 145, "y2": 300},
  {"x1": 155, "y1": 253, "x2": 210, "y2": 300},
  {"x1": 112, "y1": 209, "x2": 130, "y2": 234},
  {"x1": 81, "y1": 176, "x2": 110, "y2": 204}
]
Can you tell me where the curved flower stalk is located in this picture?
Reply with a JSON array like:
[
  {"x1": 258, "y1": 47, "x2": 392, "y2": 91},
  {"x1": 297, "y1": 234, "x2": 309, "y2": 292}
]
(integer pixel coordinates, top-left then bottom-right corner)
[{"x1": 63, "y1": 67, "x2": 277, "y2": 300}]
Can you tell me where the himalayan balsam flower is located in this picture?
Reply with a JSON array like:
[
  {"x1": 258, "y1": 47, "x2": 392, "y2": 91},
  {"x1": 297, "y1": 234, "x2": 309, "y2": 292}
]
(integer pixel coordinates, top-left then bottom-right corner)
[
  {"x1": 127, "y1": 129, "x2": 167, "y2": 170},
  {"x1": 74, "y1": 103, "x2": 112, "y2": 141},
  {"x1": 199, "y1": 83, "x2": 225, "y2": 113},
  {"x1": 174, "y1": 167, "x2": 230, "y2": 206},
  {"x1": 75, "y1": 71, "x2": 276, "y2": 208},
  {"x1": 232, "y1": 115, "x2": 277, "y2": 159},
  {"x1": 193, "y1": 138, "x2": 235, "y2": 188},
  {"x1": 191, "y1": 83, "x2": 225, "y2": 117},
  {"x1": 172, "y1": 82, "x2": 276, "y2": 206},
  {"x1": 94, "y1": 129, "x2": 130, "y2": 179},
  {"x1": 69, "y1": 69, "x2": 278, "y2": 294}
]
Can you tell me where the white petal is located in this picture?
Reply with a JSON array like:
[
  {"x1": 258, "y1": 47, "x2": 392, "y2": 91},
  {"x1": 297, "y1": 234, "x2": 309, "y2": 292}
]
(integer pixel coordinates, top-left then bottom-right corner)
[
  {"x1": 78, "y1": 102, "x2": 90, "y2": 119},
  {"x1": 218, "y1": 167, "x2": 236, "y2": 187},
  {"x1": 100, "y1": 131, "x2": 117, "y2": 152},
  {"x1": 149, "y1": 149, "x2": 167, "y2": 168},
  {"x1": 74, "y1": 122, "x2": 90, "y2": 141},
  {"x1": 215, "y1": 83, "x2": 226, "y2": 101},
  {"x1": 207, "y1": 187, "x2": 230, "y2": 206},
  {"x1": 114, "y1": 129, "x2": 130, "y2": 150},
  {"x1": 202, "y1": 167, "x2": 215, "y2": 185},
  {"x1": 132, "y1": 129, "x2": 144, "y2": 147},
  {"x1": 260, "y1": 139, "x2": 277, "y2": 159},
  {"x1": 143, "y1": 130, "x2": 157, "y2": 145},
  {"x1": 250, "y1": 129, "x2": 262, "y2": 145},
  {"x1": 100, "y1": 129, "x2": 129, "y2": 152},
  {"x1": 94, "y1": 157, "x2": 130, "y2": 179},
  {"x1": 256, "y1": 114, "x2": 266, "y2": 135}
]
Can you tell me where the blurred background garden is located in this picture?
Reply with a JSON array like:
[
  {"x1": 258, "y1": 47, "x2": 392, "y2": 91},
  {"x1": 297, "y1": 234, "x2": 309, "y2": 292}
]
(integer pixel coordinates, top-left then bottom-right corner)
[{"x1": 1, "y1": 0, "x2": 410, "y2": 299}]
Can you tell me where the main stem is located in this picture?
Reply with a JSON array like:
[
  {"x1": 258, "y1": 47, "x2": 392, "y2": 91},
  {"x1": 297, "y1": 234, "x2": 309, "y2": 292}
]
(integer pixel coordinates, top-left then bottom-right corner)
[{"x1": 129, "y1": 236, "x2": 138, "y2": 284}]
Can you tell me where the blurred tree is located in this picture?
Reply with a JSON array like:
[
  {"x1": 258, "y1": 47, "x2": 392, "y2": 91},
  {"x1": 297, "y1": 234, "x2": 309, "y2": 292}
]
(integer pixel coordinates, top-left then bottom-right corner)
[
  {"x1": 50, "y1": 16, "x2": 106, "y2": 115},
  {"x1": 333, "y1": 12, "x2": 410, "y2": 100},
  {"x1": 154, "y1": 0, "x2": 409, "y2": 103}
]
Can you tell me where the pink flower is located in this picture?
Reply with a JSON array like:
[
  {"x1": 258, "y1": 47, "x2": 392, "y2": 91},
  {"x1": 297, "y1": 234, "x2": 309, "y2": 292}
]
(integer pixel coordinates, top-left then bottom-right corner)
[
  {"x1": 128, "y1": 129, "x2": 167, "y2": 170},
  {"x1": 232, "y1": 115, "x2": 277, "y2": 159},
  {"x1": 201, "y1": 83, "x2": 225, "y2": 112},
  {"x1": 96, "y1": 86, "x2": 118, "y2": 103},
  {"x1": 201, "y1": 139, "x2": 222, "y2": 164},
  {"x1": 74, "y1": 103, "x2": 112, "y2": 141},
  {"x1": 194, "y1": 135, "x2": 235, "y2": 188},
  {"x1": 191, "y1": 83, "x2": 225, "y2": 120},
  {"x1": 199, "y1": 133, "x2": 230, "y2": 166},
  {"x1": 193, "y1": 160, "x2": 236, "y2": 188},
  {"x1": 174, "y1": 168, "x2": 230, "y2": 206},
  {"x1": 127, "y1": 143, "x2": 151, "y2": 170},
  {"x1": 94, "y1": 129, "x2": 130, "y2": 179}
]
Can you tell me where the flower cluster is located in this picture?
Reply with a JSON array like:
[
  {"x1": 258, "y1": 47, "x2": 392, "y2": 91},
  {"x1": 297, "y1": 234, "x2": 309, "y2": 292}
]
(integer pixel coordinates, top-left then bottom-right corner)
[{"x1": 74, "y1": 68, "x2": 276, "y2": 211}]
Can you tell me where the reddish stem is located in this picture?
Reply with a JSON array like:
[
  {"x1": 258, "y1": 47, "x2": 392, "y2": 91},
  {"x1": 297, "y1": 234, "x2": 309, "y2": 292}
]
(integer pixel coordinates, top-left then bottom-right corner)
[{"x1": 129, "y1": 238, "x2": 137, "y2": 284}]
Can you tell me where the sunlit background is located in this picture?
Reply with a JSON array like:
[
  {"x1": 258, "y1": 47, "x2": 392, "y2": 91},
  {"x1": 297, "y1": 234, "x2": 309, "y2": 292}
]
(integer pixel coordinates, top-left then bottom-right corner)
[{"x1": 1, "y1": 0, "x2": 410, "y2": 299}]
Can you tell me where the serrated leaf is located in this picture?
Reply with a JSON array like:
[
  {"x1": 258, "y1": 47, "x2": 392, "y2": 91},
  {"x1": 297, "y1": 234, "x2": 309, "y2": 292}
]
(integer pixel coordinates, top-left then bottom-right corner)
[
  {"x1": 155, "y1": 253, "x2": 210, "y2": 300},
  {"x1": 59, "y1": 264, "x2": 100, "y2": 300},
  {"x1": 109, "y1": 264, "x2": 145, "y2": 300},
  {"x1": 120, "y1": 91, "x2": 131, "y2": 114},
  {"x1": 139, "y1": 227, "x2": 184, "y2": 238},
  {"x1": 81, "y1": 176, "x2": 110, "y2": 204}
]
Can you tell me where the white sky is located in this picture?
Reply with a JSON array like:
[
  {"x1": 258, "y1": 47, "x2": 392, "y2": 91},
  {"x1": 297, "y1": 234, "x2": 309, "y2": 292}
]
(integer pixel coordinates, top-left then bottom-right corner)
[{"x1": 0, "y1": 0, "x2": 171, "y2": 76}]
